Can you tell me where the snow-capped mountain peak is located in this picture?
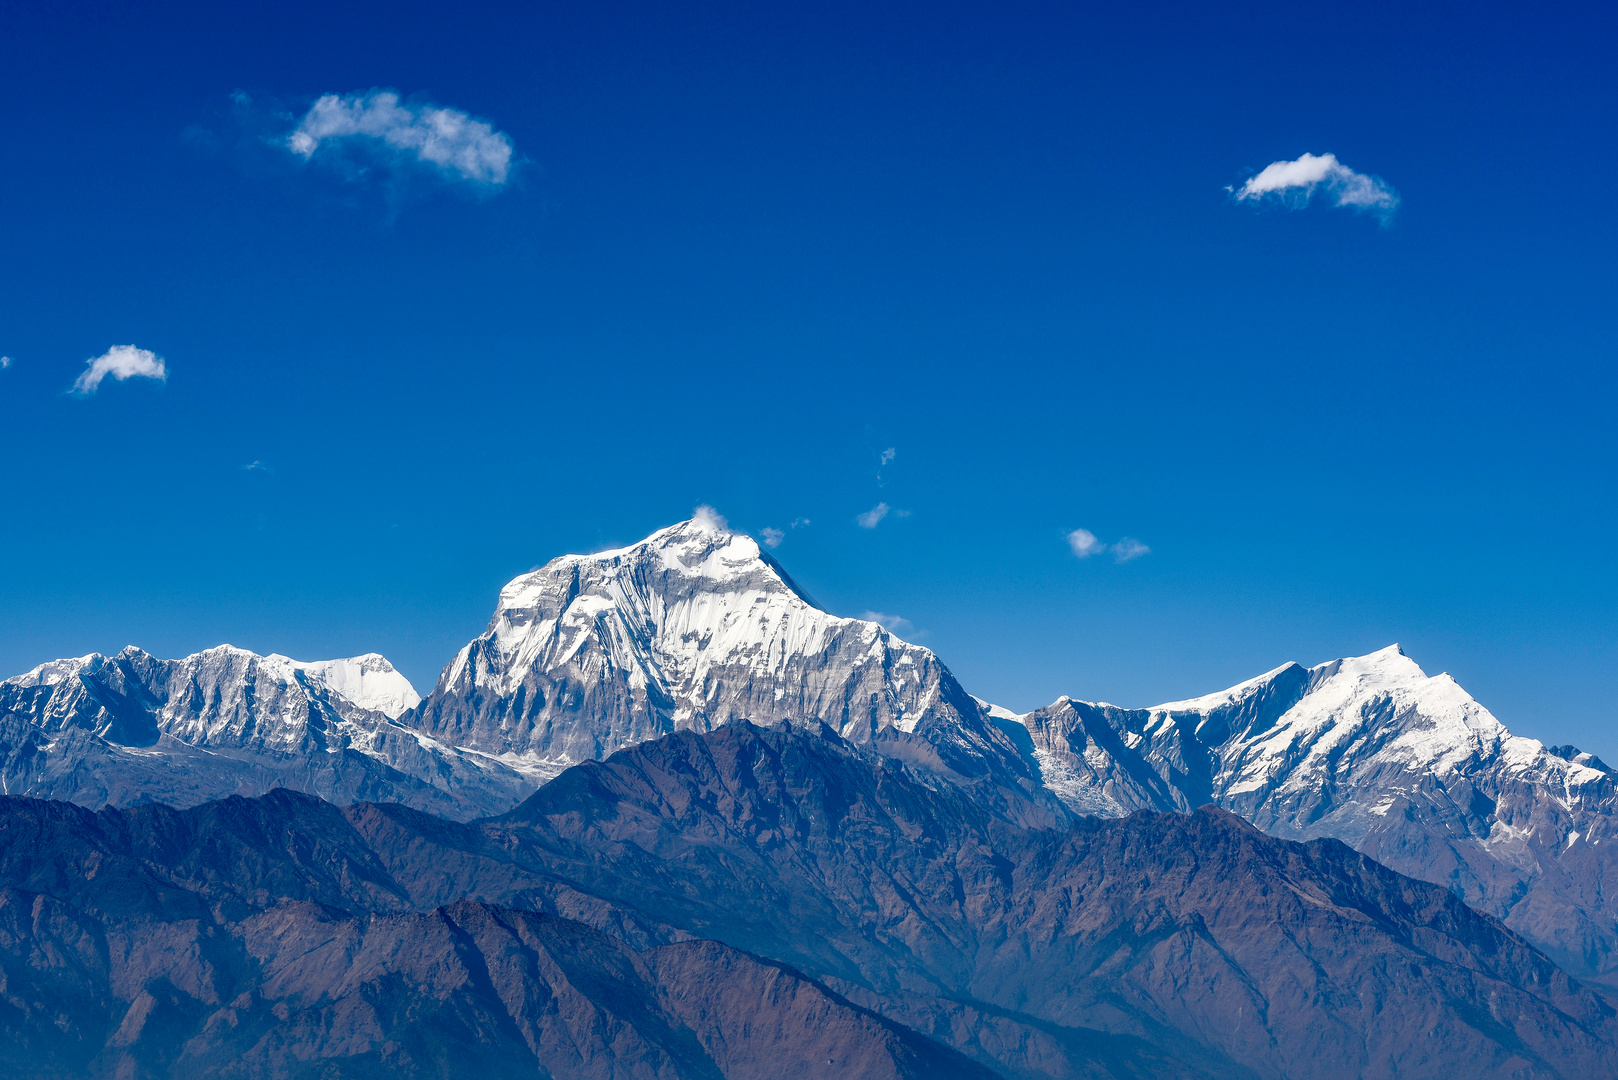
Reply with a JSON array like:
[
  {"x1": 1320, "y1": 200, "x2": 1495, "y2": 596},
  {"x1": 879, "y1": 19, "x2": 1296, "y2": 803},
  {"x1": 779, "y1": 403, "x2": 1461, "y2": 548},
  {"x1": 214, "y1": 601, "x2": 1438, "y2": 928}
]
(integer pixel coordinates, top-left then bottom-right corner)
[
  {"x1": 1222, "y1": 645, "x2": 1496, "y2": 793},
  {"x1": 2, "y1": 644, "x2": 422, "y2": 749},
  {"x1": 417, "y1": 515, "x2": 1029, "y2": 788},
  {"x1": 0, "y1": 642, "x2": 519, "y2": 819},
  {"x1": 1027, "y1": 642, "x2": 1603, "y2": 825},
  {"x1": 11, "y1": 653, "x2": 104, "y2": 689},
  {"x1": 263, "y1": 651, "x2": 421, "y2": 719},
  {"x1": 1022, "y1": 642, "x2": 1618, "y2": 984},
  {"x1": 490, "y1": 520, "x2": 808, "y2": 632}
]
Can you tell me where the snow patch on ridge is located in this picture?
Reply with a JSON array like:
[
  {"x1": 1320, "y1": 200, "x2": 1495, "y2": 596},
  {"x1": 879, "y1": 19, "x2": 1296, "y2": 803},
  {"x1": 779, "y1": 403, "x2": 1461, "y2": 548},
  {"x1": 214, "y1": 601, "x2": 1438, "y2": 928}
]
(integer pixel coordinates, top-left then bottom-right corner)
[
  {"x1": 280, "y1": 653, "x2": 422, "y2": 718},
  {"x1": 1153, "y1": 661, "x2": 1300, "y2": 717},
  {"x1": 973, "y1": 696, "x2": 1026, "y2": 723}
]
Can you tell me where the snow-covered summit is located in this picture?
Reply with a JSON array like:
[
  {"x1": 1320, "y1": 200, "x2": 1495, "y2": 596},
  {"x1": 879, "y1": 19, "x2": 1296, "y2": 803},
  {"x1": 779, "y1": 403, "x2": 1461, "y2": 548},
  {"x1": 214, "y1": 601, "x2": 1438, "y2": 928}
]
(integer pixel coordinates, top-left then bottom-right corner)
[
  {"x1": 415, "y1": 515, "x2": 1027, "y2": 786},
  {"x1": 0, "y1": 643, "x2": 515, "y2": 819},
  {"x1": 1024, "y1": 642, "x2": 1618, "y2": 984},
  {"x1": 1028, "y1": 642, "x2": 1609, "y2": 824},
  {"x1": 1142, "y1": 643, "x2": 1605, "y2": 812},
  {"x1": 5, "y1": 644, "x2": 419, "y2": 727},
  {"x1": 485, "y1": 518, "x2": 821, "y2": 658},
  {"x1": 264, "y1": 652, "x2": 421, "y2": 719}
]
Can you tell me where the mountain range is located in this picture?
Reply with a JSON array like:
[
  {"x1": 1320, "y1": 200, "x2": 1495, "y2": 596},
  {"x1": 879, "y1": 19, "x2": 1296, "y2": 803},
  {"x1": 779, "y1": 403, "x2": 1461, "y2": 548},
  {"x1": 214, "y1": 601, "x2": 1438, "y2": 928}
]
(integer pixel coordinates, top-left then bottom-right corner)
[
  {"x1": 2, "y1": 723, "x2": 1614, "y2": 1079},
  {"x1": 3, "y1": 514, "x2": 1617, "y2": 1076}
]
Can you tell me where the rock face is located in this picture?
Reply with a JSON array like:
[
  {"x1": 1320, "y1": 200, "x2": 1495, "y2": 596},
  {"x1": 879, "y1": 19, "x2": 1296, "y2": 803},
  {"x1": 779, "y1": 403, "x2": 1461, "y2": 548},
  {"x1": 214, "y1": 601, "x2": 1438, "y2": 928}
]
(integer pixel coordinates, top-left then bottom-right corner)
[
  {"x1": 0, "y1": 645, "x2": 529, "y2": 819},
  {"x1": 1, "y1": 724, "x2": 1614, "y2": 1080},
  {"x1": 410, "y1": 516, "x2": 1034, "y2": 790},
  {"x1": 1021, "y1": 645, "x2": 1618, "y2": 986}
]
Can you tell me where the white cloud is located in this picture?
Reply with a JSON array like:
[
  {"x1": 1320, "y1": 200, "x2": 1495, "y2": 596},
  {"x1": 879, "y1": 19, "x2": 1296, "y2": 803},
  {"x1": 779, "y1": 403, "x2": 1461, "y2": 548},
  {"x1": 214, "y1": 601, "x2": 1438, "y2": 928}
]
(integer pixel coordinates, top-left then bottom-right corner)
[
  {"x1": 863, "y1": 611, "x2": 915, "y2": 636},
  {"x1": 879, "y1": 447, "x2": 896, "y2": 465},
  {"x1": 289, "y1": 91, "x2": 514, "y2": 185},
  {"x1": 791, "y1": 517, "x2": 811, "y2": 529},
  {"x1": 1067, "y1": 528, "x2": 1151, "y2": 563},
  {"x1": 1112, "y1": 538, "x2": 1151, "y2": 563},
  {"x1": 0, "y1": 356, "x2": 11, "y2": 370},
  {"x1": 857, "y1": 502, "x2": 890, "y2": 528},
  {"x1": 244, "y1": 460, "x2": 273, "y2": 473},
  {"x1": 760, "y1": 527, "x2": 785, "y2": 548},
  {"x1": 1067, "y1": 528, "x2": 1105, "y2": 558},
  {"x1": 1231, "y1": 152, "x2": 1398, "y2": 219},
  {"x1": 71, "y1": 345, "x2": 167, "y2": 396},
  {"x1": 692, "y1": 505, "x2": 729, "y2": 534}
]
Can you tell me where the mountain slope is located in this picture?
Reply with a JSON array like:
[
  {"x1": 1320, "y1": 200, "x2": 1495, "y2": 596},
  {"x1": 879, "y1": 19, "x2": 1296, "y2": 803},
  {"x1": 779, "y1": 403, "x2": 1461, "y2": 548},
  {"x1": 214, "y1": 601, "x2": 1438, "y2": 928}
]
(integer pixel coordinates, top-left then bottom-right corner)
[
  {"x1": 0, "y1": 890, "x2": 990, "y2": 1080},
  {"x1": 470, "y1": 723, "x2": 1618, "y2": 1080},
  {"x1": 1023, "y1": 645, "x2": 1618, "y2": 986},
  {"x1": 2, "y1": 724, "x2": 1613, "y2": 1079}
]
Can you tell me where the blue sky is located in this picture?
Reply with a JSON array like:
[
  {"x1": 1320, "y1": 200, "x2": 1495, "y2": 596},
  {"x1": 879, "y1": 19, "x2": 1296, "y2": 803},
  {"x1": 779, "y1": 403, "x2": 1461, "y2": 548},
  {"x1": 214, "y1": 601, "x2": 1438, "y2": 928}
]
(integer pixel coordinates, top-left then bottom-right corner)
[{"x1": 2, "y1": 1, "x2": 1614, "y2": 756}]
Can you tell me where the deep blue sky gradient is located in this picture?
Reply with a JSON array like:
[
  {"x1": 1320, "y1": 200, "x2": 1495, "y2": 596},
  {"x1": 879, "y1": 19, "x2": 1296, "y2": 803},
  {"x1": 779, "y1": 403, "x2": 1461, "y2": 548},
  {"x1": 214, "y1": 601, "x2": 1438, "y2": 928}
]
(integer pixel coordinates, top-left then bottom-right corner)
[{"x1": 2, "y1": 1, "x2": 1614, "y2": 755}]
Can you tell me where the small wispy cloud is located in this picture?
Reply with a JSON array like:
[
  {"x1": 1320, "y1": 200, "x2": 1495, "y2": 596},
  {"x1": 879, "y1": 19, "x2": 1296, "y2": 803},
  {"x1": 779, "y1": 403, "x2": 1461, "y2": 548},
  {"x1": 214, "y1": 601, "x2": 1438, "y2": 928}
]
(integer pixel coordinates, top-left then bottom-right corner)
[
  {"x1": 863, "y1": 610, "x2": 915, "y2": 636},
  {"x1": 1230, "y1": 152, "x2": 1398, "y2": 221},
  {"x1": 70, "y1": 345, "x2": 167, "y2": 396},
  {"x1": 244, "y1": 460, "x2": 274, "y2": 474},
  {"x1": 760, "y1": 515, "x2": 814, "y2": 548},
  {"x1": 876, "y1": 445, "x2": 899, "y2": 485},
  {"x1": 1067, "y1": 527, "x2": 1150, "y2": 564},
  {"x1": 0, "y1": 356, "x2": 11, "y2": 370},
  {"x1": 857, "y1": 502, "x2": 891, "y2": 529},
  {"x1": 1111, "y1": 538, "x2": 1151, "y2": 563},
  {"x1": 1067, "y1": 528, "x2": 1105, "y2": 558},
  {"x1": 288, "y1": 90, "x2": 514, "y2": 185},
  {"x1": 692, "y1": 505, "x2": 729, "y2": 534}
]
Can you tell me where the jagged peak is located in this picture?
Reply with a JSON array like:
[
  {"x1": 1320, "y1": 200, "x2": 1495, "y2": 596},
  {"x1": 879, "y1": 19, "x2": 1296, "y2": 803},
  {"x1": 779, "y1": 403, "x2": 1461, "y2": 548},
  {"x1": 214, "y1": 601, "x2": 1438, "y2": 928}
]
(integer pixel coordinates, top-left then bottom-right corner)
[
  {"x1": 4, "y1": 644, "x2": 420, "y2": 719},
  {"x1": 179, "y1": 643, "x2": 264, "y2": 664},
  {"x1": 280, "y1": 653, "x2": 420, "y2": 718},
  {"x1": 1116, "y1": 646, "x2": 1424, "y2": 721},
  {"x1": 1307, "y1": 643, "x2": 1423, "y2": 684},
  {"x1": 9, "y1": 652, "x2": 104, "y2": 687},
  {"x1": 495, "y1": 514, "x2": 821, "y2": 617}
]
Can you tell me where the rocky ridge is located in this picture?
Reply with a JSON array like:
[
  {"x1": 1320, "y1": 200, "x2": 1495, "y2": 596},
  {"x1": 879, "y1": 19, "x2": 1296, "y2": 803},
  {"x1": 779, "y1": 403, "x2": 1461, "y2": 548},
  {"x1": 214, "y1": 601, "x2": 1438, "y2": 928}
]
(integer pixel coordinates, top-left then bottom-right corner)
[
  {"x1": 0, "y1": 645, "x2": 528, "y2": 818},
  {"x1": 0, "y1": 723, "x2": 1613, "y2": 1079},
  {"x1": 1019, "y1": 645, "x2": 1618, "y2": 985}
]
